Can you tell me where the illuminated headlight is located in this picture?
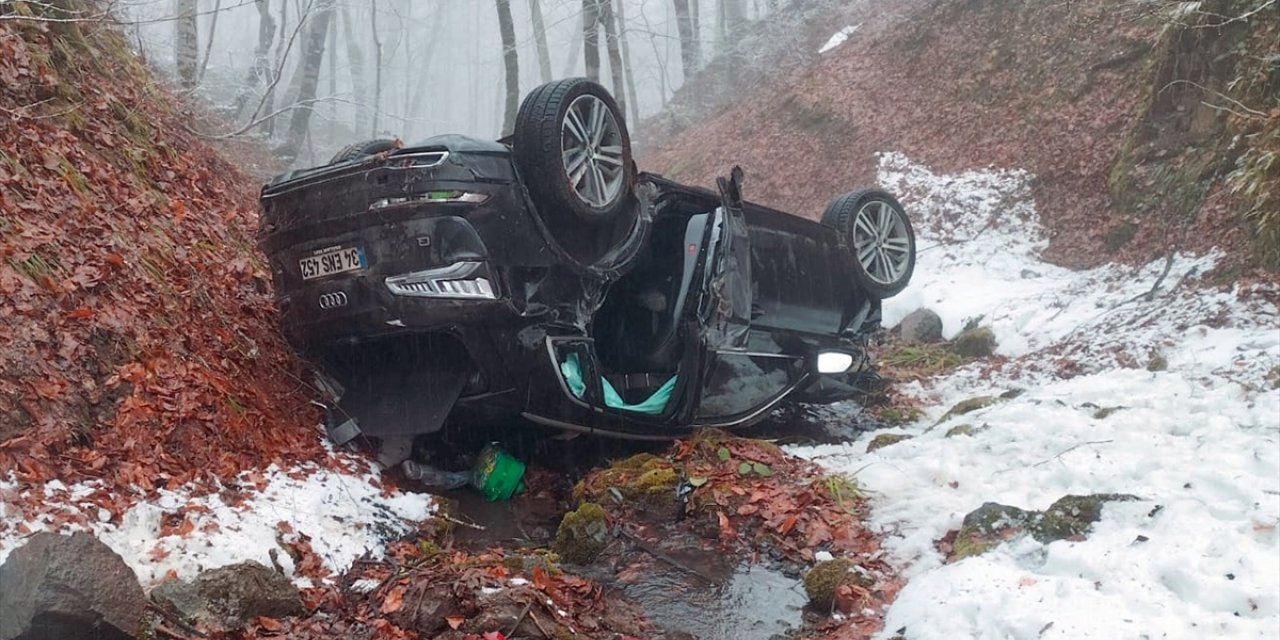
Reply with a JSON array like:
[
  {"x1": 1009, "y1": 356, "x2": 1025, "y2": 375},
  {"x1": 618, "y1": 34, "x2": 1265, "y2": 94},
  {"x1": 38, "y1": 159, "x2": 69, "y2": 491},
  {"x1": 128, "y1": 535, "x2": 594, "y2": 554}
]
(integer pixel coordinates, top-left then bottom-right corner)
[
  {"x1": 369, "y1": 190, "x2": 489, "y2": 210},
  {"x1": 385, "y1": 261, "x2": 496, "y2": 299},
  {"x1": 816, "y1": 351, "x2": 855, "y2": 374}
]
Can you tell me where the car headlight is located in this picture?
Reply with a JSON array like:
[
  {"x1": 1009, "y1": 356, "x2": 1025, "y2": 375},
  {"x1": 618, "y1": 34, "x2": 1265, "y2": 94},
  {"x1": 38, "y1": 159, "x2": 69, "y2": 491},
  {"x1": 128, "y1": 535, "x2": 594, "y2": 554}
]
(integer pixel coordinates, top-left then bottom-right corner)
[
  {"x1": 816, "y1": 351, "x2": 855, "y2": 374},
  {"x1": 385, "y1": 261, "x2": 496, "y2": 299}
]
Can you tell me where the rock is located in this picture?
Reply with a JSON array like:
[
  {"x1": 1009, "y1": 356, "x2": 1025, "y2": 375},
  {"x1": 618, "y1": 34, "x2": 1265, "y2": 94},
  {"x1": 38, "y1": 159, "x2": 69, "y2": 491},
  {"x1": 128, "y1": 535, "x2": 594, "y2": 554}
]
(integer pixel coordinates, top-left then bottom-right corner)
[
  {"x1": 554, "y1": 503, "x2": 609, "y2": 564},
  {"x1": 1146, "y1": 354, "x2": 1168, "y2": 372},
  {"x1": 937, "y1": 395, "x2": 999, "y2": 424},
  {"x1": 866, "y1": 433, "x2": 912, "y2": 453},
  {"x1": 952, "y1": 326, "x2": 997, "y2": 358},
  {"x1": 803, "y1": 558, "x2": 857, "y2": 609},
  {"x1": 1033, "y1": 494, "x2": 1140, "y2": 543},
  {"x1": 151, "y1": 561, "x2": 302, "y2": 631},
  {"x1": 951, "y1": 503, "x2": 1040, "y2": 561},
  {"x1": 1092, "y1": 406, "x2": 1124, "y2": 419},
  {"x1": 0, "y1": 532, "x2": 146, "y2": 640},
  {"x1": 897, "y1": 308, "x2": 944, "y2": 344},
  {"x1": 942, "y1": 422, "x2": 977, "y2": 437}
]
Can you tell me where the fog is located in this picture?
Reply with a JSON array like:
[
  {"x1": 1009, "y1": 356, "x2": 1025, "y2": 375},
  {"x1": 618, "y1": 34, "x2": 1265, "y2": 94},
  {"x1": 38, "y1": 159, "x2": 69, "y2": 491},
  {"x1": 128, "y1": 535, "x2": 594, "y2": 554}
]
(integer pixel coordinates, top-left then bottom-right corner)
[{"x1": 112, "y1": 0, "x2": 825, "y2": 166}]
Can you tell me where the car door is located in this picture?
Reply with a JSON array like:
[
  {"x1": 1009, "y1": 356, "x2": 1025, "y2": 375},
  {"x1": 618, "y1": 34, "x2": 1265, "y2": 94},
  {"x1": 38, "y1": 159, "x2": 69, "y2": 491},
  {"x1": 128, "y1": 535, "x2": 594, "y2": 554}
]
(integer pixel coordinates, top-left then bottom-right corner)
[{"x1": 691, "y1": 169, "x2": 808, "y2": 428}]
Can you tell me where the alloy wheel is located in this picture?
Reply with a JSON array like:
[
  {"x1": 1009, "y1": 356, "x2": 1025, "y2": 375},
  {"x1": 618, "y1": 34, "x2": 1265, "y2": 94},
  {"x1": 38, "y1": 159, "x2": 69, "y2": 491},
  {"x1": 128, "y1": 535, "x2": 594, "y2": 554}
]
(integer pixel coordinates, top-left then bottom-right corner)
[
  {"x1": 852, "y1": 200, "x2": 912, "y2": 286},
  {"x1": 561, "y1": 94, "x2": 625, "y2": 208}
]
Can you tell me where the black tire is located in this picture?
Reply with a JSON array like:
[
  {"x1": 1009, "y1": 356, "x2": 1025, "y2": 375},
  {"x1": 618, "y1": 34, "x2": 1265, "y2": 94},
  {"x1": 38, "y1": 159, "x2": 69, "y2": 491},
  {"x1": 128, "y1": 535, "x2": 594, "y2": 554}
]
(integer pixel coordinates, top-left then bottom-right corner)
[
  {"x1": 330, "y1": 138, "x2": 398, "y2": 164},
  {"x1": 821, "y1": 189, "x2": 916, "y2": 299},
  {"x1": 512, "y1": 78, "x2": 634, "y2": 225}
]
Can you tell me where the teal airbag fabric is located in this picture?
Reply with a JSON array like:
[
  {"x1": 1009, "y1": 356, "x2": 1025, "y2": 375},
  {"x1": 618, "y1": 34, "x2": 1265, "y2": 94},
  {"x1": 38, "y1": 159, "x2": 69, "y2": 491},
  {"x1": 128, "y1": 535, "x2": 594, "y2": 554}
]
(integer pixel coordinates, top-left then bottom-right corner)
[{"x1": 559, "y1": 353, "x2": 674, "y2": 416}]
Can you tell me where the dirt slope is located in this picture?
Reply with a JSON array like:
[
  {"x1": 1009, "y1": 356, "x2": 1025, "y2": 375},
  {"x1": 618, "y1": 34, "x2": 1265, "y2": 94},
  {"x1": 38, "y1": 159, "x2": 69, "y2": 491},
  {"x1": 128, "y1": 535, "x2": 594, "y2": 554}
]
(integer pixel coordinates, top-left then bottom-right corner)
[
  {"x1": 645, "y1": 0, "x2": 1272, "y2": 270},
  {"x1": 0, "y1": 3, "x2": 322, "y2": 500}
]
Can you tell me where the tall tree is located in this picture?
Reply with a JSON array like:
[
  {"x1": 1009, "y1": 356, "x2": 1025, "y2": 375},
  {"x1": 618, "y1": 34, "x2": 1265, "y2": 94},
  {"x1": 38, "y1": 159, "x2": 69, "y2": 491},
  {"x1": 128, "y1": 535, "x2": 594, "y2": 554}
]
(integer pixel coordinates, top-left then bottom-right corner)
[
  {"x1": 197, "y1": 0, "x2": 222, "y2": 84},
  {"x1": 495, "y1": 0, "x2": 519, "y2": 136},
  {"x1": 599, "y1": 0, "x2": 625, "y2": 118},
  {"x1": 562, "y1": 9, "x2": 584, "y2": 77},
  {"x1": 174, "y1": 0, "x2": 199, "y2": 89},
  {"x1": 233, "y1": 0, "x2": 276, "y2": 117},
  {"x1": 720, "y1": 0, "x2": 746, "y2": 50},
  {"x1": 279, "y1": 0, "x2": 336, "y2": 160},
  {"x1": 341, "y1": 6, "x2": 369, "y2": 136},
  {"x1": 528, "y1": 0, "x2": 552, "y2": 84},
  {"x1": 671, "y1": 0, "x2": 698, "y2": 81},
  {"x1": 582, "y1": 0, "x2": 600, "y2": 82},
  {"x1": 613, "y1": 0, "x2": 639, "y2": 123},
  {"x1": 370, "y1": 0, "x2": 384, "y2": 136}
]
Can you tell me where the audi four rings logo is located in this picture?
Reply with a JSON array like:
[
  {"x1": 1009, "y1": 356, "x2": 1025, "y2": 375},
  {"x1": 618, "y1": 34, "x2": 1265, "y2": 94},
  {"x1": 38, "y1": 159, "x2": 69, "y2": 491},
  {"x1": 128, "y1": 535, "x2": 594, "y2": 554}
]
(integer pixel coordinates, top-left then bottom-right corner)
[{"x1": 318, "y1": 292, "x2": 348, "y2": 309}]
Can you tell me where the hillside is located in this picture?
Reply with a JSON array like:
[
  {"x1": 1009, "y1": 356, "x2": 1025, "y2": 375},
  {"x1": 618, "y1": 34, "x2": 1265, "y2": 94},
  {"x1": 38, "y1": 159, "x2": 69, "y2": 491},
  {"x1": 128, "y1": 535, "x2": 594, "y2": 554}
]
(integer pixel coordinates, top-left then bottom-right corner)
[
  {"x1": 645, "y1": 0, "x2": 1279, "y2": 271},
  {"x1": 0, "y1": 3, "x2": 323, "y2": 511}
]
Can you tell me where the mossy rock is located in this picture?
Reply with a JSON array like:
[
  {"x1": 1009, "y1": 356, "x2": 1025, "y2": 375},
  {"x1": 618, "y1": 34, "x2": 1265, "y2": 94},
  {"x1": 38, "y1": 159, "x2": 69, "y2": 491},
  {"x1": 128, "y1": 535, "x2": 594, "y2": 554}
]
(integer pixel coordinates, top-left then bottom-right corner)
[
  {"x1": 1032, "y1": 494, "x2": 1140, "y2": 544},
  {"x1": 803, "y1": 558, "x2": 856, "y2": 609},
  {"x1": 944, "y1": 423, "x2": 989, "y2": 438},
  {"x1": 937, "y1": 396, "x2": 1000, "y2": 424},
  {"x1": 554, "y1": 503, "x2": 609, "y2": 564},
  {"x1": 878, "y1": 405, "x2": 924, "y2": 426},
  {"x1": 953, "y1": 326, "x2": 997, "y2": 358},
  {"x1": 952, "y1": 502, "x2": 1040, "y2": 561},
  {"x1": 610, "y1": 452, "x2": 664, "y2": 470},
  {"x1": 1146, "y1": 354, "x2": 1168, "y2": 372},
  {"x1": 866, "y1": 433, "x2": 913, "y2": 453}
]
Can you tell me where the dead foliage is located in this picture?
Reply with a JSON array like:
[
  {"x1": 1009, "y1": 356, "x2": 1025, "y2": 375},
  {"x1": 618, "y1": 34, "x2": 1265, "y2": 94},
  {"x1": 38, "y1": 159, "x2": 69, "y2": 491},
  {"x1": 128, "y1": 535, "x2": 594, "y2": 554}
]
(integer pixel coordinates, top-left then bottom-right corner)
[{"x1": 0, "y1": 2, "x2": 324, "y2": 532}]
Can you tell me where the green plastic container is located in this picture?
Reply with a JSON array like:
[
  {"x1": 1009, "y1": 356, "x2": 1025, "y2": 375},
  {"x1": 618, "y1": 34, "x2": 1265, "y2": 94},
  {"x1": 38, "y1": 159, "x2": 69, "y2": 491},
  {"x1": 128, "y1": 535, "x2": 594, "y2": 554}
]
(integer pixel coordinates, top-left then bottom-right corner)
[{"x1": 470, "y1": 444, "x2": 525, "y2": 501}]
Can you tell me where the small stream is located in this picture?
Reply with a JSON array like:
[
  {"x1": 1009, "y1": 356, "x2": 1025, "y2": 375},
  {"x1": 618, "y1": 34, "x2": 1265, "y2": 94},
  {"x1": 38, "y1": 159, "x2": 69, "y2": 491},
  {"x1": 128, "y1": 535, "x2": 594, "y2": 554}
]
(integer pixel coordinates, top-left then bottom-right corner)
[{"x1": 446, "y1": 488, "x2": 808, "y2": 640}]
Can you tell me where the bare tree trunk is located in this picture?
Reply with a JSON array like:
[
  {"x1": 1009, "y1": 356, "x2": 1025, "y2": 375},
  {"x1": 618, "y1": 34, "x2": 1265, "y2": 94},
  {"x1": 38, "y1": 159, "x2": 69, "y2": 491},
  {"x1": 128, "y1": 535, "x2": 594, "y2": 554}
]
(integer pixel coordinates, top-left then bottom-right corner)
[
  {"x1": 234, "y1": 0, "x2": 276, "y2": 117},
  {"x1": 495, "y1": 0, "x2": 519, "y2": 136},
  {"x1": 582, "y1": 0, "x2": 600, "y2": 82},
  {"x1": 279, "y1": 0, "x2": 335, "y2": 160},
  {"x1": 174, "y1": 0, "x2": 199, "y2": 89},
  {"x1": 407, "y1": 3, "x2": 447, "y2": 137},
  {"x1": 722, "y1": 0, "x2": 746, "y2": 50},
  {"x1": 328, "y1": 5, "x2": 336, "y2": 139},
  {"x1": 528, "y1": 0, "x2": 552, "y2": 83},
  {"x1": 671, "y1": 0, "x2": 698, "y2": 80},
  {"x1": 613, "y1": 0, "x2": 639, "y2": 123},
  {"x1": 370, "y1": 0, "x2": 383, "y2": 136},
  {"x1": 562, "y1": 9, "x2": 584, "y2": 77},
  {"x1": 263, "y1": 0, "x2": 289, "y2": 136},
  {"x1": 341, "y1": 6, "x2": 369, "y2": 136},
  {"x1": 599, "y1": 0, "x2": 625, "y2": 117},
  {"x1": 197, "y1": 0, "x2": 222, "y2": 84}
]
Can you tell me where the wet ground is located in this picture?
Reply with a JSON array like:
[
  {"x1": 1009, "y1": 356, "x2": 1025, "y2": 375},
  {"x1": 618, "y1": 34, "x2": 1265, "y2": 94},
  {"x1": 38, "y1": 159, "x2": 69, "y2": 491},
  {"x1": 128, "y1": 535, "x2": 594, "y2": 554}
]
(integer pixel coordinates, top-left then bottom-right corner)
[{"x1": 442, "y1": 485, "x2": 810, "y2": 639}]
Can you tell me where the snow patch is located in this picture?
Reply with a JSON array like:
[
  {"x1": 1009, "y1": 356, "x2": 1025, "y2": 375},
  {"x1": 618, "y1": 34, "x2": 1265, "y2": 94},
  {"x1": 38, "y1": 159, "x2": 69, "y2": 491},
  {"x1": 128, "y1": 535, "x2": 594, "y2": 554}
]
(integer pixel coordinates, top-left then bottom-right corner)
[
  {"x1": 790, "y1": 154, "x2": 1280, "y2": 639},
  {"x1": 0, "y1": 454, "x2": 435, "y2": 587},
  {"x1": 819, "y1": 24, "x2": 862, "y2": 54}
]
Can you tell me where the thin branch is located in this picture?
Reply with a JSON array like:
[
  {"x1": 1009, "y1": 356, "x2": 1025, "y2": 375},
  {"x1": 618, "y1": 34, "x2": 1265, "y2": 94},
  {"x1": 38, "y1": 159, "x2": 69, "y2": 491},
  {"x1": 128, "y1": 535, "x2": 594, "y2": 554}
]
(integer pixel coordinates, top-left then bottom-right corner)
[
  {"x1": 1159, "y1": 79, "x2": 1269, "y2": 119},
  {"x1": 1032, "y1": 440, "x2": 1114, "y2": 468}
]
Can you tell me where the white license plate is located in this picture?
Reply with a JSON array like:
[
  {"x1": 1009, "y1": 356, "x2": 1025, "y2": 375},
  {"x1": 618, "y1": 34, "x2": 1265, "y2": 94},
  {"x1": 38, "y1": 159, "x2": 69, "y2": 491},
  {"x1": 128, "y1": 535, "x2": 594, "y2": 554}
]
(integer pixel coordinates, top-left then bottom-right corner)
[{"x1": 300, "y1": 246, "x2": 365, "y2": 280}]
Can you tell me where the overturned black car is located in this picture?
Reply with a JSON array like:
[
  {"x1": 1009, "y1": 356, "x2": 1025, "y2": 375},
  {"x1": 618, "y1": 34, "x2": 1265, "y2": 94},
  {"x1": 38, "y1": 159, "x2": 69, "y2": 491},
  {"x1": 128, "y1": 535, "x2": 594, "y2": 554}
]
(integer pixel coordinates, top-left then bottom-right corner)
[{"x1": 258, "y1": 79, "x2": 916, "y2": 463}]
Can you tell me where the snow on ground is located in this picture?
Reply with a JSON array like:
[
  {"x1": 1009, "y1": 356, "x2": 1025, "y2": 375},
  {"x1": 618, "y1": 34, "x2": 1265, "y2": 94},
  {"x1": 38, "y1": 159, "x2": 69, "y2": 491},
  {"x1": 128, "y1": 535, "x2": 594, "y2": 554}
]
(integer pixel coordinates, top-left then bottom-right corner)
[
  {"x1": 791, "y1": 154, "x2": 1280, "y2": 639},
  {"x1": 0, "y1": 446, "x2": 434, "y2": 586},
  {"x1": 819, "y1": 24, "x2": 862, "y2": 53}
]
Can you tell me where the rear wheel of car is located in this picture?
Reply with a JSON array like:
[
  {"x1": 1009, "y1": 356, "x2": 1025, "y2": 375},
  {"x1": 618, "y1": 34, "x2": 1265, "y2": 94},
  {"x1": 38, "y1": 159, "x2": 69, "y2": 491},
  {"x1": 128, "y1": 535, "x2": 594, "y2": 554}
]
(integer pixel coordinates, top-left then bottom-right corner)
[
  {"x1": 330, "y1": 138, "x2": 398, "y2": 164},
  {"x1": 512, "y1": 78, "x2": 634, "y2": 225},
  {"x1": 822, "y1": 189, "x2": 916, "y2": 299}
]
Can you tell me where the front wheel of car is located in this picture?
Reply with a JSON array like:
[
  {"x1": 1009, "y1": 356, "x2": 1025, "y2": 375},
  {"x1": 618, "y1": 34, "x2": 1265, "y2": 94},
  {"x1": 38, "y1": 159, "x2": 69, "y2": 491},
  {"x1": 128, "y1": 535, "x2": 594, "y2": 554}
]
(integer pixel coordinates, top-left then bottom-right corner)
[
  {"x1": 512, "y1": 78, "x2": 635, "y2": 225},
  {"x1": 822, "y1": 189, "x2": 916, "y2": 299}
]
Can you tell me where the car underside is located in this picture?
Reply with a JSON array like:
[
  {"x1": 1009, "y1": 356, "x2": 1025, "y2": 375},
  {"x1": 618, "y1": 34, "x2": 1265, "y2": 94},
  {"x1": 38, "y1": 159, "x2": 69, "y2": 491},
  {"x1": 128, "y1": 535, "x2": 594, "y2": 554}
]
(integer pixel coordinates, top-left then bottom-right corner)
[{"x1": 258, "y1": 79, "x2": 916, "y2": 464}]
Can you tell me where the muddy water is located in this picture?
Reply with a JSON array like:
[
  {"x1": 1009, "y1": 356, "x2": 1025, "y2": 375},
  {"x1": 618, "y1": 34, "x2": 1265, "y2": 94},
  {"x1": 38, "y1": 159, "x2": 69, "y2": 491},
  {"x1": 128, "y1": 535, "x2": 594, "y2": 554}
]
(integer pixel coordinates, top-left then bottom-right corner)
[
  {"x1": 447, "y1": 490, "x2": 807, "y2": 640},
  {"x1": 594, "y1": 558, "x2": 808, "y2": 640}
]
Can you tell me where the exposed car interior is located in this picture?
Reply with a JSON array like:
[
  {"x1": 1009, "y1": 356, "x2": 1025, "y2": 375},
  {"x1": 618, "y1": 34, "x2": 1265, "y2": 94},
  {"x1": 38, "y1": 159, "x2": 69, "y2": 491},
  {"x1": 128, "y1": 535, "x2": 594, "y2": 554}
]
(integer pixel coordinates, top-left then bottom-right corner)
[{"x1": 590, "y1": 201, "x2": 713, "y2": 409}]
